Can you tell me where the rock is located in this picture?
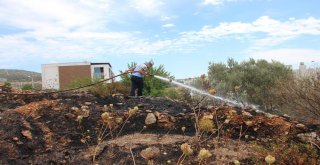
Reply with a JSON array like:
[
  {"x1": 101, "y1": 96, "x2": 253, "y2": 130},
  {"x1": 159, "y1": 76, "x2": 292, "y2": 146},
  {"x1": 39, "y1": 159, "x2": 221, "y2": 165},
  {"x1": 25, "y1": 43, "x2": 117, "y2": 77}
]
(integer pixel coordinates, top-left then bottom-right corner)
[
  {"x1": 82, "y1": 109, "x2": 90, "y2": 117},
  {"x1": 229, "y1": 110, "x2": 237, "y2": 114},
  {"x1": 282, "y1": 114, "x2": 290, "y2": 119},
  {"x1": 158, "y1": 114, "x2": 175, "y2": 129},
  {"x1": 13, "y1": 137, "x2": 19, "y2": 141},
  {"x1": 71, "y1": 107, "x2": 79, "y2": 113},
  {"x1": 224, "y1": 119, "x2": 231, "y2": 124},
  {"x1": 242, "y1": 111, "x2": 252, "y2": 117},
  {"x1": 22, "y1": 121, "x2": 32, "y2": 129},
  {"x1": 296, "y1": 123, "x2": 306, "y2": 128},
  {"x1": 154, "y1": 111, "x2": 161, "y2": 118},
  {"x1": 297, "y1": 132, "x2": 320, "y2": 145},
  {"x1": 84, "y1": 102, "x2": 92, "y2": 105},
  {"x1": 266, "y1": 113, "x2": 276, "y2": 118},
  {"x1": 145, "y1": 113, "x2": 157, "y2": 125},
  {"x1": 146, "y1": 110, "x2": 152, "y2": 113},
  {"x1": 21, "y1": 130, "x2": 33, "y2": 140},
  {"x1": 65, "y1": 113, "x2": 76, "y2": 119},
  {"x1": 81, "y1": 105, "x2": 89, "y2": 109},
  {"x1": 137, "y1": 103, "x2": 144, "y2": 108}
]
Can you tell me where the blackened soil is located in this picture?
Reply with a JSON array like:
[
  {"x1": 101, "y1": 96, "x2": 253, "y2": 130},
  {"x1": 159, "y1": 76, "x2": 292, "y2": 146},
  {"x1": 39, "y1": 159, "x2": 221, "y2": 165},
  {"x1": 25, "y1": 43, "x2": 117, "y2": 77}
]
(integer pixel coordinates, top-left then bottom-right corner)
[{"x1": 0, "y1": 92, "x2": 319, "y2": 164}]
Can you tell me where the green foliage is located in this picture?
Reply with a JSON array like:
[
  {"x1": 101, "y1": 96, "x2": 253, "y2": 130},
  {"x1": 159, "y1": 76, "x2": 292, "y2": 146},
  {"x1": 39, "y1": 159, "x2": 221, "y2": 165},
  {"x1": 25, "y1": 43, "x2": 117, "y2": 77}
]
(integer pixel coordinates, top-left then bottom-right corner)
[
  {"x1": 121, "y1": 62, "x2": 173, "y2": 96},
  {"x1": 21, "y1": 84, "x2": 33, "y2": 90},
  {"x1": 68, "y1": 77, "x2": 130, "y2": 97},
  {"x1": 190, "y1": 74, "x2": 211, "y2": 91},
  {"x1": 4, "y1": 81, "x2": 11, "y2": 87},
  {"x1": 208, "y1": 58, "x2": 293, "y2": 109},
  {"x1": 68, "y1": 78, "x2": 93, "y2": 89},
  {"x1": 163, "y1": 87, "x2": 191, "y2": 101},
  {"x1": 89, "y1": 82, "x2": 130, "y2": 97}
]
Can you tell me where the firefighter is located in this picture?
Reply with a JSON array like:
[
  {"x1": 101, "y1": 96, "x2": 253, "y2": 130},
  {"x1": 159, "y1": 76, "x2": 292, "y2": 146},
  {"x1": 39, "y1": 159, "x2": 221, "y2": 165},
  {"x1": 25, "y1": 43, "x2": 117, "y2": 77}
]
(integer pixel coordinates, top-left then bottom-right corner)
[{"x1": 125, "y1": 61, "x2": 153, "y2": 96}]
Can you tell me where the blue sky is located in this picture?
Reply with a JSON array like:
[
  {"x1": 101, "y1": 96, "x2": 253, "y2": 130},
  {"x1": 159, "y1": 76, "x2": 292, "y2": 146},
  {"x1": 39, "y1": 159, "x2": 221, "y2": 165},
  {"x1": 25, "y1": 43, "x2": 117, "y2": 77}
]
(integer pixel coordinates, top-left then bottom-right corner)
[{"x1": 0, "y1": 0, "x2": 320, "y2": 78}]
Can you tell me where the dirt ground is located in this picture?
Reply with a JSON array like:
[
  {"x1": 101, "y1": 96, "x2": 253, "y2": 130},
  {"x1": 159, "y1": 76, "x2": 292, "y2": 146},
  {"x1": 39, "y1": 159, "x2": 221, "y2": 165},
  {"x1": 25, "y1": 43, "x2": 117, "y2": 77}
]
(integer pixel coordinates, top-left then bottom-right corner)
[{"x1": 0, "y1": 91, "x2": 319, "y2": 165}]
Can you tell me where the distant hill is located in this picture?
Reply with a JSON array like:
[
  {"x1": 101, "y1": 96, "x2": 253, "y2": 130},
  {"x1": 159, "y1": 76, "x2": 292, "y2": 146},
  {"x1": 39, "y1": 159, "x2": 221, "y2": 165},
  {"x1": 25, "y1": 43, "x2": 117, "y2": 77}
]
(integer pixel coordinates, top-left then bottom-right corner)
[{"x1": 0, "y1": 69, "x2": 41, "y2": 82}]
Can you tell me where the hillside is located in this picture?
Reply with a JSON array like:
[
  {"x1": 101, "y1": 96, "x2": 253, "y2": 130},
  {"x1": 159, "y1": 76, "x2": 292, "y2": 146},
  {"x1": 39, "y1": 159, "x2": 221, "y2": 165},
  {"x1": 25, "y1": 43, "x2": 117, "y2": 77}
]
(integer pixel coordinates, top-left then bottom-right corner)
[
  {"x1": 0, "y1": 90, "x2": 319, "y2": 164},
  {"x1": 0, "y1": 69, "x2": 41, "y2": 82}
]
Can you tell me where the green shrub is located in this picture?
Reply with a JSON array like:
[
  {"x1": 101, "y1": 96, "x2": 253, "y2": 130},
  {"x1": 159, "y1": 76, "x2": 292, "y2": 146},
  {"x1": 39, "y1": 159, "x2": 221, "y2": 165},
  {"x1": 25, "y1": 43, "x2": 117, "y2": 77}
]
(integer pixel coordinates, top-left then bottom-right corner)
[
  {"x1": 208, "y1": 58, "x2": 293, "y2": 110},
  {"x1": 121, "y1": 62, "x2": 172, "y2": 96},
  {"x1": 89, "y1": 82, "x2": 130, "y2": 97},
  {"x1": 22, "y1": 84, "x2": 33, "y2": 90},
  {"x1": 163, "y1": 87, "x2": 191, "y2": 101},
  {"x1": 4, "y1": 81, "x2": 11, "y2": 87},
  {"x1": 68, "y1": 78, "x2": 93, "y2": 89}
]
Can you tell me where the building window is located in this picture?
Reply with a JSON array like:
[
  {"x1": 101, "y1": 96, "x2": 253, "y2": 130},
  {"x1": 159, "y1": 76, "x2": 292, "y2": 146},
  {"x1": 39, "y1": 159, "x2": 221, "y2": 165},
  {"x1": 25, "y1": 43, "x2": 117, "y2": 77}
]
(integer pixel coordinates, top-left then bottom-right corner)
[{"x1": 94, "y1": 67, "x2": 104, "y2": 79}]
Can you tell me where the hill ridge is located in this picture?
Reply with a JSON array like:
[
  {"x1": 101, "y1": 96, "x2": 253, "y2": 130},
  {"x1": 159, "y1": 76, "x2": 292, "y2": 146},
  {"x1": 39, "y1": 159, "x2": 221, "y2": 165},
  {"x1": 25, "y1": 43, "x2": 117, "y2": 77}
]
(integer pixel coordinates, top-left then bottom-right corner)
[{"x1": 0, "y1": 69, "x2": 41, "y2": 82}]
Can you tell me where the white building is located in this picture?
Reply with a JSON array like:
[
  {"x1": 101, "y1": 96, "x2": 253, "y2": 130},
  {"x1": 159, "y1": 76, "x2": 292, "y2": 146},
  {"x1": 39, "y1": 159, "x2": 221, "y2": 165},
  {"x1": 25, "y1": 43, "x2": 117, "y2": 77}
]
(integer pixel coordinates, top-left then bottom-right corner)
[
  {"x1": 295, "y1": 62, "x2": 320, "y2": 78},
  {"x1": 42, "y1": 62, "x2": 113, "y2": 90}
]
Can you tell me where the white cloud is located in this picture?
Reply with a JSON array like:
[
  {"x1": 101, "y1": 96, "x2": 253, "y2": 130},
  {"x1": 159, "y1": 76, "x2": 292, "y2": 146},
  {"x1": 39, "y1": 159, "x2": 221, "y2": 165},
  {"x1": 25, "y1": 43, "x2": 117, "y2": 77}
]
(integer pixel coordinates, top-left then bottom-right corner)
[
  {"x1": 180, "y1": 16, "x2": 320, "y2": 50},
  {"x1": 162, "y1": 23, "x2": 175, "y2": 28},
  {"x1": 0, "y1": 0, "x2": 320, "y2": 72},
  {"x1": 0, "y1": 0, "x2": 102, "y2": 30},
  {"x1": 203, "y1": 0, "x2": 238, "y2": 6},
  {"x1": 161, "y1": 16, "x2": 173, "y2": 21},
  {"x1": 0, "y1": 13, "x2": 319, "y2": 62},
  {"x1": 130, "y1": 0, "x2": 165, "y2": 17},
  {"x1": 248, "y1": 48, "x2": 320, "y2": 65}
]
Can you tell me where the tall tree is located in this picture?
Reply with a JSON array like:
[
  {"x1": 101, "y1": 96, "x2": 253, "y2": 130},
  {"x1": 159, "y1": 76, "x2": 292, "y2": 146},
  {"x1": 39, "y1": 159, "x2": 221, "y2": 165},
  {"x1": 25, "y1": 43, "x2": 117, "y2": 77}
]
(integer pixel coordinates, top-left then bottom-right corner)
[{"x1": 208, "y1": 58, "x2": 293, "y2": 110}]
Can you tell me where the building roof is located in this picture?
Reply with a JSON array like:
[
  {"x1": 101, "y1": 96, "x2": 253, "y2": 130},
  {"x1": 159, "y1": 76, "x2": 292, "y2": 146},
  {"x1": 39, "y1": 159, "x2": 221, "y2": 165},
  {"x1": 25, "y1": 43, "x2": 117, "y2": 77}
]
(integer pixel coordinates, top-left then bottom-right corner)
[
  {"x1": 91, "y1": 63, "x2": 112, "y2": 67},
  {"x1": 42, "y1": 62, "x2": 111, "y2": 68}
]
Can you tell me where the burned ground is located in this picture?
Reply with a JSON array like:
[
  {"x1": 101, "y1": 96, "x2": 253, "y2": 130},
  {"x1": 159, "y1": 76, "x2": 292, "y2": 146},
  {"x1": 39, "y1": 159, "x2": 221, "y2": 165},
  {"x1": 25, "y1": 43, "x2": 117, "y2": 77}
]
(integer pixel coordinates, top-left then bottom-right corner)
[{"x1": 0, "y1": 91, "x2": 319, "y2": 165}]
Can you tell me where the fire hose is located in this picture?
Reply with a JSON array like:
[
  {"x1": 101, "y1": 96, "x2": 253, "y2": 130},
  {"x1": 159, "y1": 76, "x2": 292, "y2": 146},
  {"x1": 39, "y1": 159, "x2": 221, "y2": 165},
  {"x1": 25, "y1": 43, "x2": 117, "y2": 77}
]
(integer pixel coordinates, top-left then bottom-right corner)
[{"x1": 0, "y1": 72, "x2": 130, "y2": 96}]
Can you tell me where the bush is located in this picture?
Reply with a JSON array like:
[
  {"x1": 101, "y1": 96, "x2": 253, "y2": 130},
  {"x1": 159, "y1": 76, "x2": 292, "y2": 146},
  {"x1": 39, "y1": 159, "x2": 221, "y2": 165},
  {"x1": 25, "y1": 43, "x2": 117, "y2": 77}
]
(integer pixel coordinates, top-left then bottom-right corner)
[
  {"x1": 208, "y1": 58, "x2": 293, "y2": 110},
  {"x1": 121, "y1": 63, "x2": 173, "y2": 96},
  {"x1": 4, "y1": 81, "x2": 11, "y2": 87},
  {"x1": 89, "y1": 82, "x2": 130, "y2": 97},
  {"x1": 68, "y1": 77, "x2": 130, "y2": 97},
  {"x1": 22, "y1": 84, "x2": 33, "y2": 90},
  {"x1": 68, "y1": 78, "x2": 93, "y2": 89},
  {"x1": 163, "y1": 87, "x2": 191, "y2": 101},
  {"x1": 273, "y1": 75, "x2": 320, "y2": 123}
]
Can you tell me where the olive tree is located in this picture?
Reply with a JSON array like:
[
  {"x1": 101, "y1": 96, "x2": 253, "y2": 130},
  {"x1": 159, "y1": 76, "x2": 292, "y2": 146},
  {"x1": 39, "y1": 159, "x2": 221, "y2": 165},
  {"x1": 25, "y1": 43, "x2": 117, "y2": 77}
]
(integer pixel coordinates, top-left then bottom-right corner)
[{"x1": 208, "y1": 58, "x2": 293, "y2": 110}]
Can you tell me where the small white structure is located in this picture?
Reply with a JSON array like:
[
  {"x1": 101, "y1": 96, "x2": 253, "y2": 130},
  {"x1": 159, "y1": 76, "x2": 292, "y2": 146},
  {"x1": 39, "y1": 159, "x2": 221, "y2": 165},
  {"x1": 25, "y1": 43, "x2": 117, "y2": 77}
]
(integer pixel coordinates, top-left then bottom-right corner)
[{"x1": 42, "y1": 62, "x2": 113, "y2": 90}]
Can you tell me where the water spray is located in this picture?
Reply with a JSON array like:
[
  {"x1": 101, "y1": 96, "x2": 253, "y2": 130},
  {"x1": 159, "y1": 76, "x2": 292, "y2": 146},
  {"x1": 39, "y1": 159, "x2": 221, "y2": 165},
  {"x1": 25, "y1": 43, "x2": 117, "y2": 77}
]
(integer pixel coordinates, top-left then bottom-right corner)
[{"x1": 154, "y1": 75, "x2": 258, "y2": 109}]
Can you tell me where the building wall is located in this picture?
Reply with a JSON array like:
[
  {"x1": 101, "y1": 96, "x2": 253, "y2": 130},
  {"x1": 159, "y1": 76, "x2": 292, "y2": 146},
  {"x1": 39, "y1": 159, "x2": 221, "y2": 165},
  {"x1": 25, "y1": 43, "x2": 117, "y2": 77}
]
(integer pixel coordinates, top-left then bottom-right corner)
[
  {"x1": 58, "y1": 65, "x2": 91, "y2": 89},
  {"x1": 90, "y1": 64, "x2": 113, "y2": 83},
  {"x1": 42, "y1": 65, "x2": 59, "y2": 89},
  {"x1": 42, "y1": 62, "x2": 112, "y2": 90}
]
